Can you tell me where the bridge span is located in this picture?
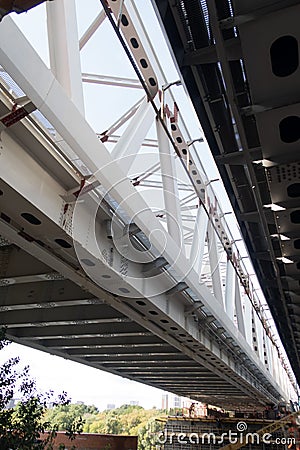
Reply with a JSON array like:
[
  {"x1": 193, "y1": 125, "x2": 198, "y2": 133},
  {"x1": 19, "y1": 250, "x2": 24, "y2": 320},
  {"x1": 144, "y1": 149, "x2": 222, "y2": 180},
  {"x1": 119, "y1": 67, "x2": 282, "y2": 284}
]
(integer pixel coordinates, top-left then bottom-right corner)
[{"x1": 0, "y1": 0, "x2": 297, "y2": 408}]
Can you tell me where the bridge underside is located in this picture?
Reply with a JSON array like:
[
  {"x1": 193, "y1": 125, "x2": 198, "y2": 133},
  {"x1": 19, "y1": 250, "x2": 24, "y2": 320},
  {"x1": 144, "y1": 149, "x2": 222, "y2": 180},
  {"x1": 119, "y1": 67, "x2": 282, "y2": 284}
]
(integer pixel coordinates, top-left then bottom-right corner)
[
  {"x1": 0, "y1": 0, "x2": 47, "y2": 20},
  {"x1": 0, "y1": 97, "x2": 282, "y2": 408},
  {"x1": 0, "y1": 243, "x2": 273, "y2": 408},
  {"x1": 152, "y1": 0, "x2": 300, "y2": 384},
  {"x1": 0, "y1": 1, "x2": 296, "y2": 408}
]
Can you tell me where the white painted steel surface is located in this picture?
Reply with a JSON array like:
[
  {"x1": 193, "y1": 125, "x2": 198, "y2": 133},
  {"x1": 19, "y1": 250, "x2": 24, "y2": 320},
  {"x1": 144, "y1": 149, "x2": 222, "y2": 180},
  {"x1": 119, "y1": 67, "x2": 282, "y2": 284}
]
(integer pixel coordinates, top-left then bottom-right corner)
[{"x1": 0, "y1": 0, "x2": 297, "y2": 407}]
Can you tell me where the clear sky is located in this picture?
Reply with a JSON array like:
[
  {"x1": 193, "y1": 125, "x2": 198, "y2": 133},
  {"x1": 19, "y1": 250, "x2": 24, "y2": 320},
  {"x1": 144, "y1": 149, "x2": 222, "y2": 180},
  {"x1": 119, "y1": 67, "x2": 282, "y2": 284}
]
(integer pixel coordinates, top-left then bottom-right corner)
[{"x1": 0, "y1": 342, "x2": 165, "y2": 410}]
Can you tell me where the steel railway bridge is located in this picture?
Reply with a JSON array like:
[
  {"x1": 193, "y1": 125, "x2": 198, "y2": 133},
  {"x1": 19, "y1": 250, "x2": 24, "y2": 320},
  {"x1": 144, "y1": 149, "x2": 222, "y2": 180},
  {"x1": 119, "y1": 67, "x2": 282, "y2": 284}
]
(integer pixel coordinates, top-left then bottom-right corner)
[{"x1": 0, "y1": 0, "x2": 299, "y2": 409}]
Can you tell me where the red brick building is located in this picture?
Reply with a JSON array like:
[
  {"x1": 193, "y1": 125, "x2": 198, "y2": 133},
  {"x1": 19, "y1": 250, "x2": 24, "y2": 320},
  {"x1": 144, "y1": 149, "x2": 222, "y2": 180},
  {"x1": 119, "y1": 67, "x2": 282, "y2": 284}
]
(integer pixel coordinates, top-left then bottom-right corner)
[{"x1": 42, "y1": 432, "x2": 138, "y2": 450}]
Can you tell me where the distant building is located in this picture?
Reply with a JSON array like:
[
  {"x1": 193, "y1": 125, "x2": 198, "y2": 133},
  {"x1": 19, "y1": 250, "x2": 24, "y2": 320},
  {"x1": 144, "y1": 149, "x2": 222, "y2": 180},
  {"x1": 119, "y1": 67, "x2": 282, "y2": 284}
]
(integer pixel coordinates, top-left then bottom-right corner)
[
  {"x1": 173, "y1": 396, "x2": 182, "y2": 408},
  {"x1": 162, "y1": 394, "x2": 169, "y2": 410},
  {"x1": 162, "y1": 394, "x2": 195, "y2": 411},
  {"x1": 129, "y1": 400, "x2": 139, "y2": 406},
  {"x1": 7, "y1": 398, "x2": 17, "y2": 409},
  {"x1": 106, "y1": 403, "x2": 116, "y2": 410}
]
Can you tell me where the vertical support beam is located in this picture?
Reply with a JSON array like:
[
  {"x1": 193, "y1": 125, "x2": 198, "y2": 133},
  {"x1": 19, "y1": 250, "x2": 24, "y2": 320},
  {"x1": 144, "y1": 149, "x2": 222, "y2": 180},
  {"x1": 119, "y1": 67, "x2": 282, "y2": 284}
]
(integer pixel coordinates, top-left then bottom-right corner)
[
  {"x1": 235, "y1": 277, "x2": 246, "y2": 338},
  {"x1": 265, "y1": 336, "x2": 273, "y2": 374},
  {"x1": 46, "y1": 0, "x2": 84, "y2": 113},
  {"x1": 189, "y1": 205, "x2": 208, "y2": 275},
  {"x1": 274, "y1": 352, "x2": 282, "y2": 388},
  {"x1": 263, "y1": 334, "x2": 269, "y2": 371},
  {"x1": 111, "y1": 96, "x2": 156, "y2": 175},
  {"x1": 244, "y1": 296, "x2": 252, "y2": 346},
  {"x1": 156, "y1": 119, "x2": 183, "y2": 246},
  {"x1": 207, "y1": 222, "x2": 223, "y2": 305},
  {"x1": 283, "y1": 369, "x2": 288, "y2": 398},
  {"x1": 251, "y1": 310, "x2": 259, "y2": 357},
  {"x1": 225, "y1": 259, "x2": 235, "y2": 321},
  {"x1": 256, "y1": 316, "x2": 265, "y2": 365},
  {"x1": 280, "y1": 363, "x2": 285, "y2": 392},
  {"x1": 270, "y1": 341, "x2": 277, "y2": 380}
]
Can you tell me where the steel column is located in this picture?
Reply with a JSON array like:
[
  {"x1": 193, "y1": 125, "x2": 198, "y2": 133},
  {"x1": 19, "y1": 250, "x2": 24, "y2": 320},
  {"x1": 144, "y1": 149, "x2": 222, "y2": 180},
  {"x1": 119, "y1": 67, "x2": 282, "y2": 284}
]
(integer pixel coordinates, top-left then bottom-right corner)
[
  {"x1": 111, "y1": 96, "x2": 157, "y2": 175},
  {"x1": 207, "y1": 222, "x2": 224, "y2": 305},
  {"x1": 225, "y1": 259, "x2": 235, "y2": 321},
  {"x1": 244, "y1": 296, "x2": 253, "y2": 346},
  {"x1": 46, "y1": 0, "x2": 84, "y2": 113},
  {"x1": 189, "y1": 205, "x2": 208, "y2": 276},
  {"x1": 156, "y1": 119, "x2": 183, "y2": 245},
  {"x1": 235, "y1": 276, "x2": 246, "y2": 338},
  {"x1": 265, "y1": 334, "x2": 274, "y2": 375}
]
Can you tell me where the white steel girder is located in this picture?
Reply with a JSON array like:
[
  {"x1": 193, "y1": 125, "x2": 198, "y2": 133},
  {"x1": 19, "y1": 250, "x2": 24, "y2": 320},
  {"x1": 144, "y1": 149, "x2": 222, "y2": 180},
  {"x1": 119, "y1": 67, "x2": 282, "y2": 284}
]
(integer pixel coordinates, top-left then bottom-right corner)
[
  {"x1": 225, "y1": 259, "x2": 235, "y2": 322},
  {"x1": 156, "y1": 119, "x2": 183, "y2": 245},
  {"x1": 0, "y1": 132, "x2": 283, "y2": 404},
  {"x1": 234, "y1": 276, "x2": 246, "y2": 339},
  {"x1": 111, "y1": 95, "x2": 158, "y2": 175},
  {"x1": 0, "y1": 167, "x2": 274, "y2": 402},
  {"x1": 0, "y1": 8, "x2": 295, "y2": 403},
  {"x1": 207, "y1": 221, "x2": 224, "y2": 305},
  {"x1": 189, "y1": 204, "x2": 208, "y2": 276},
  {"x1": 0, "y1": 183, "x2": 282, "y2": 404}
]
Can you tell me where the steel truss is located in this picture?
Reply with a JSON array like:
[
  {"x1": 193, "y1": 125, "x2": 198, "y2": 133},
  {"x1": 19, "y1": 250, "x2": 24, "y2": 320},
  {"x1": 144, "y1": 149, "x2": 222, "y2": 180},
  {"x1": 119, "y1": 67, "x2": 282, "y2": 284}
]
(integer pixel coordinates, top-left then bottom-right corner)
[{"x1": 0, "y1": 0, "x2": 297, "y2": 407}]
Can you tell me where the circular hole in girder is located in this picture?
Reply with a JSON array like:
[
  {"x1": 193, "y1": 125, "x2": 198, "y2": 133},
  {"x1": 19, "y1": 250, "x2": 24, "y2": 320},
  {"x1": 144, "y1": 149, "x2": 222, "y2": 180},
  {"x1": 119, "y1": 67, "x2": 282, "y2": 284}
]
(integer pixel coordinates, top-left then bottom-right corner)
[
  {"x1": 119, "y1": 287, "x2": 130, "y2": 293},
  {"x1": 55, "y1": 238, "x2": 72, "y2": 249},
  {"x1": 293, "y1": 239, "x2": 300, "y2": 249},
  {"x1": 270, "y1": 35, "x2": 299, "y2": 77},
  {"x1": 290, "y1": 210, "x2": 300, "y2": 223},
  {"x1": 21, "y1": 212, "x2": 41, "y2": 225},
  {"x1": 279, "y1": 116, "x2": 300, "y2": 143},
  {"x1": 287, "y1": 183, "x2": 300, "y2": 197},
  {"x1": 136, "y1": 300, "x2": 146, "y2": 306},
  {"x1": 140, "y1": 58, "x2": 148, "y2": 69},
  {"x1": 148, "y1": 77, "x2": 156, "y2": 86},
  {"x1": 121, "y1": 15, "x2": 129, "y2": 26},
  {"x1": 81, "y1": 259, "x2": 95, "y2": 267},
  {"x1": 130, "y1": 37, "x2": 139, "y2": 49}
]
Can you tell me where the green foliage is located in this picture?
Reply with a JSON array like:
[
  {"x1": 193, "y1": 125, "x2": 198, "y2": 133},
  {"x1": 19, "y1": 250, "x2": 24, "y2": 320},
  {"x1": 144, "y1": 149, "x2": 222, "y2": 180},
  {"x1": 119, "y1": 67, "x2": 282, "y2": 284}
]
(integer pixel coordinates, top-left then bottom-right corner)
[
  {"x1": 44, "y1": 403, "x2": 165, "y2": 450},
  {"x1": 0, "y1": 329, "x2": 165, "y2": 450},
  {"x1": 44, "y1": 403, "x2": 96, "y2": 433},
  {"x1": 0, "y1": 329, "x2": 82, "y2": 449}
]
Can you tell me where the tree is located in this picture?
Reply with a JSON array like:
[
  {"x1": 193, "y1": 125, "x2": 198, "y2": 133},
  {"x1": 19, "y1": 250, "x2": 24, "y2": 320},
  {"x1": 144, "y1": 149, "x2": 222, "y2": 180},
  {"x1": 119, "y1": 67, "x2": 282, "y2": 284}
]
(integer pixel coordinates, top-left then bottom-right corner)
[
  {"x1": 0, "y1": 329, "x2": 82, "y2": 449},
  {"x1": 44, "y1": 404, "x2": 98, "y2": 433},
  {"x1": 81, "y1": 404, "x2": 165, "y2": 450}
]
